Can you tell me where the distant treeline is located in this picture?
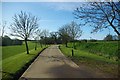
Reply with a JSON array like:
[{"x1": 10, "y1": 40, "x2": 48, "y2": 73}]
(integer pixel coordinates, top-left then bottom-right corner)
[
  {"x1": 38, "y1": 34, "x2": 119, "y2": 45},
  {"x1": 40, "y1": 37, "x2": 62, "y2": 45},
  {"x1": 0, "y1": 36, "x2": 23, "y2": 46},
  {"x1": 0, "y1": 34, "x2": 119, "y2": 46},
  {"x1": 70, "y1": 39, "x2": 119, "y2": 43},
  {"x1": 30, "y1": 35, "x2": 119, "y2": 45}
]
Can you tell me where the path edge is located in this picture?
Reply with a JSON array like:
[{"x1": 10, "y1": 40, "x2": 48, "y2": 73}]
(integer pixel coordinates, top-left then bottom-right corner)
[{"x1": 15, "y1": 47, "x2": 48, "y2": 80}]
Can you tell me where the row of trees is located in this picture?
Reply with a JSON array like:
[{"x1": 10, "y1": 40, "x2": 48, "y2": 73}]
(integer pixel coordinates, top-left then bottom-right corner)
[
  {"x1": 2, "y1": 11, "x2": 81, "y2": 54},
  {"x1": 32, "y1": 21, "x2": 82, "y2": 49},
  {"x1": 1, "y1": 2, "x2": 119, "y2": 54},
  {"x1": 58, "y1": 21, "x2": 82, "y2": 47}
]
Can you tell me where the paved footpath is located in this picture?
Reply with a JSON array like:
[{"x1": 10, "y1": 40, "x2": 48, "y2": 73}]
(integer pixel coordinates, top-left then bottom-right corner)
[{"x1": 20, "y1": 45, "x2": 111, "y2": 79}]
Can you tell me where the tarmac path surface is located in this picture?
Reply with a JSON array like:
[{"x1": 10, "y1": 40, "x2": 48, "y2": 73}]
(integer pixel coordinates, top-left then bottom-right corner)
[{"x1": 20, "y1": 45, "x2": 111, "y2": 79}]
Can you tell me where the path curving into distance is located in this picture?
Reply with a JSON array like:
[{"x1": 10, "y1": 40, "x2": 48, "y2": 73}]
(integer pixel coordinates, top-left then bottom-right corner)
[{"x1": 20, "y1": 45, "x2": 111, "y2": 79}]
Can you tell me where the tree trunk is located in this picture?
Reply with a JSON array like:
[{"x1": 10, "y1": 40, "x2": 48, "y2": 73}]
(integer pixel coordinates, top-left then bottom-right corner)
[
  {"x1": 44, "y1": 38, "x2": 46, "y2": 47},
  {"x1": 73, "y1": 41, "x2": 75, "y2": 49},
  {"x1": 25, "y1": 38, "x2": 29, "y2": 54},
  {"x1": 109, "y1": 22, "x2": 120, "y2": 36},
  {"x1": 118, "y1": 35, "x2": 120, "y2": 40},
  {"x1": 65, "y1": 41, "x2": 68, "y2": 47},
  {"x1": 35, "y1": 41, "x2": 37, "y2": 50},
  {"x1": 40, "y1": 43, "x2": 43, "y2": 48},
  {"x1": 72, "y1": 49, "x2": 74, "y2": 57}
]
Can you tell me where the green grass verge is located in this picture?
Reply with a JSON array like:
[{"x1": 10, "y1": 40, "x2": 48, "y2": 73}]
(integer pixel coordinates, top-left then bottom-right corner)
[
  {"x1": 68, "y1": 41, "x2": 119, "y2": 60},
  {"x1": 59, "y1": 45, "x2": 118, "y2": 77},
  {"x1": 1, "y1": 42, "x2": 47, "y2": 79}
]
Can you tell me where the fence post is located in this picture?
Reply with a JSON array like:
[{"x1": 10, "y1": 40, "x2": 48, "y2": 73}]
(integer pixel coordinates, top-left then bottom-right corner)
[{"x1": 72, "y1": 49, "x2": 74, "y2": 57}]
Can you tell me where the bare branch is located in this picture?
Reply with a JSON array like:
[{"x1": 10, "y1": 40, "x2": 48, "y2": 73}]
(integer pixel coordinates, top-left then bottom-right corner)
[
  {"x1": 1, "y1": 21, "x2": 7, "y2": 37},
  {"x1": 10, "y1": 11, "x2": 39, "y2": 39},
  {"x1": 73, "y1": 2, "x2": 120, "y2": 36}
]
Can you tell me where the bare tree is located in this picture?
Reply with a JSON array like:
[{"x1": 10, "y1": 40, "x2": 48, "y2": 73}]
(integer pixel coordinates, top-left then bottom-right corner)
[
  {"x1": 104, "y1": 34, "x2": 113, "y2": 41},
  {"x1": 59, "y1": 21, "x2": 82, "y2": 47},
  {"x1": 34, "y1": 29, "x2": 43, "y2": 48},
  {"x1": 50, "y1": 31, "x2": 58, "y2": 44},
  {"x1": 58, "y1": 24, "x2": 71, "y2": 47},
  {"x1": 10, "y1": 11, "x2": 39, "y2": 54},
  {"x1": 33, "y1": 32, "x2": 38, "y2": 50},
  {"x1": 1, "y1": 21, "x2": 7, "y2": 37},
  {"x1": 68, "y1": 21, "x2": 82, "y2": 48},
  {"x1": 73, "y1": 2, "x2": 120, "y2": 37},
  {"x1": 68, "y1": 21, "x2": 82, "y2": 40},
  {"x1": 41, "y1": 29, "x2": 49, "y2": 46}
]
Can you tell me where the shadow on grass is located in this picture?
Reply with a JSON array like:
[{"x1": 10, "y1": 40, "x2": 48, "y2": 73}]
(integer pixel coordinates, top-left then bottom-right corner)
[
  {"x1": 2, "y1": 48, "x2": 47, "y2": 80},
  {"x1": 28, "y1": 54, "x2": 35, "y2": 55}
]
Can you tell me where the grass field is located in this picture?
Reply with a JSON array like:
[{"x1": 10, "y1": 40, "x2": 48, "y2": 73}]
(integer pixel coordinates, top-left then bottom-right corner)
[
  {"x1": 60, "y1": 41, "x2": 119, "y2": 77},
  {"x1": 68, "y1": 41, "x2": 119, "y2": 60},
  {"x1": 1, "y1": 41, "x2": 46, "y2": 79},
  {"x1": 2, "y1": 42, "x2": 36, "y2": 60}
]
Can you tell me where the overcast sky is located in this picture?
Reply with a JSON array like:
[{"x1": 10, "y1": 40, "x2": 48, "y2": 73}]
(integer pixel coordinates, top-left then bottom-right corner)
[{"x1": 1, "y1": 2, "x2": 117, "y2": 40}]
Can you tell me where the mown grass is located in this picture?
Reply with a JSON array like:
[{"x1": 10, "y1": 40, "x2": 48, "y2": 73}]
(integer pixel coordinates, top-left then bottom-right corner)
[
  {"x1": 60, "y1": 45, "x2": 118, "y2": 77},
  {"x1": 2, "y1": 41, "x2": 36, "y2": 59},
  {"x1": 1, "y1": 42, "x2": 47, "y2": 79}
]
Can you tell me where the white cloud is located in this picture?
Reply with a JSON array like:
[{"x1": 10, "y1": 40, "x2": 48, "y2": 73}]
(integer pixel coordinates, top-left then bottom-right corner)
[
  {"x1": 53, "y1": 3, "x2": 80, "y2": 11},
  {"x1": 44, "y1": 3, "x2": 82, "y2": 12}
]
